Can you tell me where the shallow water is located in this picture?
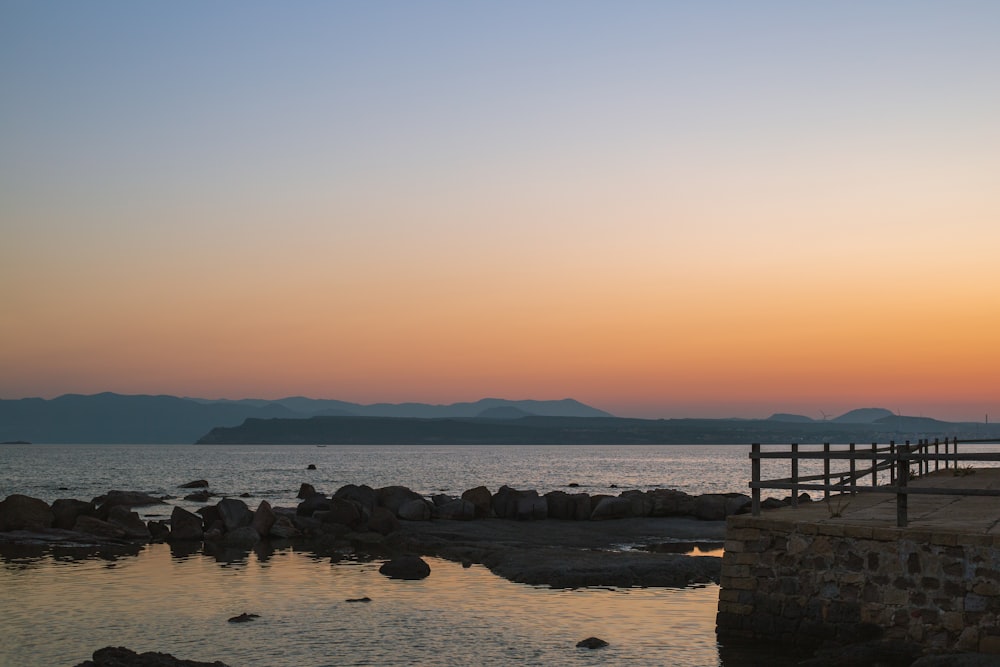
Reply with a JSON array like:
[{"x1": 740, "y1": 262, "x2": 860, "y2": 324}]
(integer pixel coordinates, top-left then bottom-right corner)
[{"x1": 0, "y1": 544, "x2": 745, "y2": 667}]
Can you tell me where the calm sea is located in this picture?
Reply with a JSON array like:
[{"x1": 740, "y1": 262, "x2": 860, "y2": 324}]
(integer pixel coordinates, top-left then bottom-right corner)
[{"x1": 0, "y1": 444, "x2": 826, "y2": 667}]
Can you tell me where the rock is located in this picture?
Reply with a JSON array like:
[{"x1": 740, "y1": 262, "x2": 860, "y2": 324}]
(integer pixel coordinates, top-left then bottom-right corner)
[
  {"x1": 74, "y1": 646, "x2": 231, "y2": 667},
  {"x1": 460, "y1": 486, "x2": 493, "y2": 518},
  {"x1": 222, "y1": 525, "x2": 260, "y2": 546},
  {"x1": 51, "y1": 498, "x2": 96, "y2": 530},
  {"x1": 648, "y1": 489, "x2": 696, "y2": 517},
  {"x1": 0, "y1": 494, "x2": 54, "y2": 531},
  {"x1": 297, "y1": 483, "x2": 318, "y2": 499},
  {"x1": 567, "y1": 482, "x2": 580, "y2": 488},
  {"x1": 576, "y1": 637, "x2": 609, "y2": 649},
  {"x1": 107, "y1": 505, "x2": 152, "y2": 539},
  {"x1": 306, "y1": 464, "x2": 316, "y2": 470},
  {"x1": 94, "y1": 491, "x2": 165, "y2": 516},
  {"x1": 620, "y1": 489, "x2": 653, "y2": 517},
  {"x1": 436, "y1": 498, "x2": 476, "y2": 521},
  {"x1": 227, "y1": 612, "x2": 260, "y2": 623},
  {"x1": 912, "y1": 654, "x2": 1000, "y2": 666},
  {"x1": 178, "y1": 480, "x2": 209, "y2": 489},
  {"x1": 238, "y1": 493, "x2": 251, "y2": 499},
  {"x1": 319, "y1": 498, "x2": 364, "y2": 529},
  {"x1": 168, "y1": 506, "x2": 204, "y2": 541},
  {"x1": 431, "y1": 493, "x2": 456, "y2": 506},
  {"x1": 296, "y1": 493, "x2": 331, "y2": 517},
  {"x1": 377, "y1": 486, "x2": 425, "y2": 516},
  {"x1": 268, "y1": 514, "x2": 299, "y2": 539},
  {"x1": 492, "y1": 486, "x2": 546, "y2": 520},
  {"x1": 397, "y1": 498, "x2": 432, "y2": 521},
  {"x1": 334, "y1": 484, "x2": 378, "y2": 515},
  {"x1": 252, "y1": 500, "x2": 276, "y2": 537},
  {"x1": 590, "y1": 496, "x2": 632, "y2": 520},
  {"x1": 184, "y1": 490, "x2": 214, "y2": 502},
  {"x1": 379, "y1": 554, "x2": 431, "y2": 580},
  {"x1": 217, "y1": 498, "x2": 253, "y2": 532},
  {"x1": 544, "y1": 491, "x2": 591, "y2": 521},
  {"x1": 148, "y1": 520, "x2": 170, "y2": 541},
  {"x1": 346, "y1": 596, "x2": 371, "y2": 603},
  {"x1": 761, "y1": 497, "x2": 788, "y2": 510},
  {"x1": 367, "y1": 506, "x2": 400, "y2": 536},
  {"x1": 197, "y1": 505, "x2": 222, "y2": 527},
  {"x1": 692, "y1": 493, "x2": 751, "y2": 521},
  {"x1": 73, "y1": 515, "x2": 127, "y2": 539}
]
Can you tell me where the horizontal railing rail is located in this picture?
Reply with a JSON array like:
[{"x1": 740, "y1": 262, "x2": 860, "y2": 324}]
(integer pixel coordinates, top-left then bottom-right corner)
[{"x1": 749, "y1": 438, "x2": 1000, "y2": 527}]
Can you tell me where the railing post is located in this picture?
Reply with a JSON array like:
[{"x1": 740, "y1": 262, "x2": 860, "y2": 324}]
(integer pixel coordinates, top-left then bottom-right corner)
[
  {"x1": 751, "y1": 443, "x2": 761, "y2": 516},
  {"x1": 871, "y1": 442, "x2": 878, "y2": 487},
  {"x1": 791, "y1": 443, "x2": 799, "y2": 507},
  {"x1": 889, "y1": 440, "x2": 896, "y2": 484},
  {"x1": 934, "y1": 438, "x2": 940, "y2": 472},
  {"x1": 897, "y1": 442, "x2": 909, "y2": 527},
  {"x1": 849, "y1": 443, "x2": 856, "y2": 494},
  {"x1": 823, "y1": 443, "x2": 831, "y2": 499}
]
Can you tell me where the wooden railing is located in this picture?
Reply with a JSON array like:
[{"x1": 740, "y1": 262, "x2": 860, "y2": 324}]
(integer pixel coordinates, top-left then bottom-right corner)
[{"x1": 749, "y1": 438, "x2": 1000, "y2": 527}]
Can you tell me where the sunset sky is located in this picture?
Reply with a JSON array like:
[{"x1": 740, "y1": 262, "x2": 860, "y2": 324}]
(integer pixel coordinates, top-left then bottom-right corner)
[{"x1": 2, "y1": 2, "x2": 998, "y2": 421}]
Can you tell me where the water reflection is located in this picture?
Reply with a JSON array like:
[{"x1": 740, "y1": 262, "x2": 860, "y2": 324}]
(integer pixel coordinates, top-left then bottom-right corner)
[{"x1": 0, "y1": 541, "x2": 811, "y2": 667}]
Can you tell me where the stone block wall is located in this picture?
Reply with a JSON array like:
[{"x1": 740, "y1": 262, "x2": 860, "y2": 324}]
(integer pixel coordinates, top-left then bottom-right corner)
[{"x1": 716, "y1": 514, "x2": 1000, "y2": 652}]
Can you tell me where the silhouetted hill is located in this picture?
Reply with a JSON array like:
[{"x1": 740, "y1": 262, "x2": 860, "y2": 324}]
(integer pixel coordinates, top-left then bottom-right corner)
[
  {"x1": 833, "y1": 408, "x2": 895, "y2": 423},
  {"x1": 767, "y1": 413, "x2": 815, "y2": 423},
  {"x1": 0, "y1": 393, "x2": 613, "y2": 443},
  {"x1": 476, "y1": 406, "x2": 534, "y2": 419},
  {"x1": 196, "y1": 414, "x2": 1000, "y2": 446}
]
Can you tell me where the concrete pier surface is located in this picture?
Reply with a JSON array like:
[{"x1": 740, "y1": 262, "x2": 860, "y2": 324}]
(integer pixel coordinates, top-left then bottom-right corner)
[
  {"x1": 718, "y1": 467, "x2": 1000, "y2": 654},
  {"x1": 762, "y1": 467, "x2": 1000, "y2": 535}
]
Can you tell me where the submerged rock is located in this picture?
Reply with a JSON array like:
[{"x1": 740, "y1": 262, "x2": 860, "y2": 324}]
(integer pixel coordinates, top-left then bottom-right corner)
[
  {"x1": 178, "y1": 480, "x2": 209, "y2": 489},
  {"x1": 379, "y1": 554, "x2": 431, "y2": 580},
  {"x1": 576, "y1": 637, "x2": 609, "y2": 649},
  {"x1": 227, "y1": 612, "x2": 260, "y2": 623},
  {"x1": 74, "y1": 645, "x2": 231, "y2": 667}
]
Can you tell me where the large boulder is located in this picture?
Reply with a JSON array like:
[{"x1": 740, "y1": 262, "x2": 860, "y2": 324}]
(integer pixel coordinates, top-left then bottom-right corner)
[
  {"x1": 51, "y1": 498, "x2": 97, "y2": 530},
  {"x1": 397, "y1": 498, "x2": 432, "y2": 521},
  {"x1": 620, "y1": 490, "x2": 654, "y2": 517},
  {"x1": 252, "y1": 500, "x2": 276, "y2": 537},
  {"x1": 377, "y1": 486, "x2": 425, "y2": 516},
  {"x1": 217, "y1": 498, "x2": 253, "y2": 532},
  {"x1": 590, "y1": 496, "x2": 632, "y2": 521},
  {"x1": 379, "y1": 554, "x2": 431, "y2": 580},
  {"x1": 367, "y1": 506, "x2": 400, "y2": 535},
  {"x1": 318, "y1": 498, "x2": 364, "y2": 529},
  {"x1": 268, "y1": 514, "x2": 299, "y2": 539},
  {"x1": 435, "y1": 498, "x2": 476, "y2": 521},
  {"x1": 94, "y1": 491, "x2": 165, "y2": 517},
  {"x1": 460, "y1": 486, "x2": 493, "y2": 518},
  {"x1": 73, "y1": 515, "x2": 127, "y2": 539},
  {"x1": 296, "y1": 493, "x2": 331, "y2": 517},
  {"x1": 492, "y1": 486, "x2": 547, "y2": 520},
  {"x1": 544, "y1": 491, "x2": 591, "y2": 521},
  {"x1": 223, "y1": 525, "x2": 260, "y2": 546},
  {"x1": 692, "y1": 493, "x2": 752, "y2": 521},
  {"x1": 108, "y1": 505, "x2": 152, "y2": 539},
  {"x1": 334, "y1": 484, "x2": 378, "y2": 515},
  {"x1": 648, "y1": 489, "x2": 696, "y2": 517},
  {"x1": 0, "y1": 494, "x2": 54, "y2": 531},
  {"x1": 297, "y1": 483, "x2": 318, "y2": 499},
  {"x1": 168, "y1": 506, "x2": 204, "y2": 541}
]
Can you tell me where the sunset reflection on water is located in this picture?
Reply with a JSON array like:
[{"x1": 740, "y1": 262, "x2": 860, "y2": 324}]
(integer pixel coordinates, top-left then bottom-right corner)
[{"x1": 0, "y1": 543, "x2": 803, "y2": 667}]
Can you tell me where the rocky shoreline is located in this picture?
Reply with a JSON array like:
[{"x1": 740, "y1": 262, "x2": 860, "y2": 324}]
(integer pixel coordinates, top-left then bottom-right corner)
[{"x1": 0, "y1": 481, "x2": 772, "y2": 588}]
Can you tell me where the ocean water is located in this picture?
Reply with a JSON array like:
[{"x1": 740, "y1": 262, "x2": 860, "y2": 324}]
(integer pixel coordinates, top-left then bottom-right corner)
[{"x1": 0, "y1": 443, "x2": 859, "y2": 667}]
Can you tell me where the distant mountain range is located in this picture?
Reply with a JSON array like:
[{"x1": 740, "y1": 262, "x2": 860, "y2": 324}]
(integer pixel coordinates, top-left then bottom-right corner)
[
  {"x1": 0, "y1": 393, "x2": 612, "y2": 443},
  {"x1": 2, "y1": 393, "x2": 996, "y2": 444}
]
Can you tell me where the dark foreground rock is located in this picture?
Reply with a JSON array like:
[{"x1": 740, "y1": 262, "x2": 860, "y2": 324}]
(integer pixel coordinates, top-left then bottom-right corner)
[
  {"x1": 74, "y1": 646, "x2": 230, "y2": 667},
  {"x1": 387, "y1": 516, "x2": 725, "y2": 588},
  {"x1": 379, "y1": 554, "x2": 431, "y2": 580}
]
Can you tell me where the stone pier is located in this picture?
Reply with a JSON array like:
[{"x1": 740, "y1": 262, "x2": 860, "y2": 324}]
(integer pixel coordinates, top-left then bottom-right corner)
[{"x1": 716, "y1": 468, "x2": 1000, "y2": 652}]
